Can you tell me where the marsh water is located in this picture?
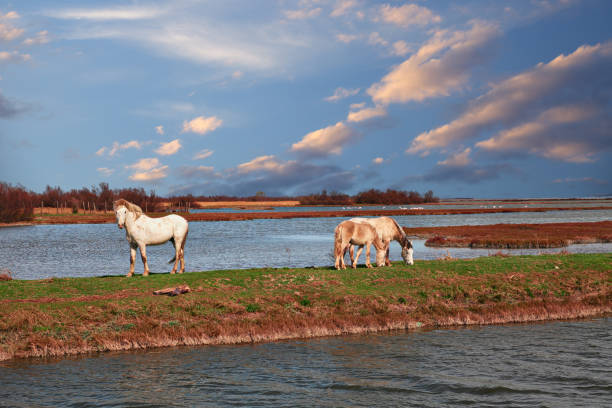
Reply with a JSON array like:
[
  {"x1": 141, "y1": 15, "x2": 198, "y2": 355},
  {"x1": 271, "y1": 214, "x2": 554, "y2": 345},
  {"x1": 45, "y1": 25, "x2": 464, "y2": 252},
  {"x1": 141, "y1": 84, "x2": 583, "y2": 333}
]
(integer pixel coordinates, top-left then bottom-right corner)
[
  {"x1": 1, "y1": 208, "x2": 611, "y2": 406},
  {"x1": 0, "y1": 318, "x2": 610, "y2": 407},
  {"x1": 1, "y1": 209, "x2": 612, "y2": 279}
]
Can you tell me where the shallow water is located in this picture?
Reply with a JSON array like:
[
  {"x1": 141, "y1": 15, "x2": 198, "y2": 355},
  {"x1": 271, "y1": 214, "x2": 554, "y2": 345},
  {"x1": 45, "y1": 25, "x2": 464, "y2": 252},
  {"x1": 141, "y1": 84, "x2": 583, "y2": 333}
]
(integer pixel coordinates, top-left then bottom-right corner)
[
  {"x1": 1, "y1": 209, "x2": 611, "y2": 279},
  {"x1": 191, "y1": 200, "x2": 612, "y2": 213},
  {"x1": 1, "y1": 318, "x2": 610, "y2": 407}
]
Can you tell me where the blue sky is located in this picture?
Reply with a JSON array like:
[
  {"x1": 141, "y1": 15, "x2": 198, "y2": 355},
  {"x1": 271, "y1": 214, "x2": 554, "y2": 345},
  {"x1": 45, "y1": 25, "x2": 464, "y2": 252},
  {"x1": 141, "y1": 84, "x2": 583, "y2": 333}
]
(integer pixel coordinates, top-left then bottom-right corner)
[{"x1": 1, "y1": 0, "x2": 611, "y2": 198}]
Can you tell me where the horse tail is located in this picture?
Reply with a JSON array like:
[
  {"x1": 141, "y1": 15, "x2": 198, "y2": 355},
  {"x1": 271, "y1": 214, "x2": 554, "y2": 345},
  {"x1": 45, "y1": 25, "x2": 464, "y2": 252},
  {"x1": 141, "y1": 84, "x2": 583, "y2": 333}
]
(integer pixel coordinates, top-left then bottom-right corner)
[
  {"x1": 181, "y1": 227, "x2": 188, "y2": 254},
  {"x1": 334, "y1": 223, "x2": 343, "y2": 258}
]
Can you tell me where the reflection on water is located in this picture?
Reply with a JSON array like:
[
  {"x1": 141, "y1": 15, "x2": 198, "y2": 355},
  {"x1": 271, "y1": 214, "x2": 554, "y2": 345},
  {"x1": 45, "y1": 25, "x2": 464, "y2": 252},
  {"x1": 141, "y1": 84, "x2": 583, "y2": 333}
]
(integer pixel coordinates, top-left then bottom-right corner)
[
  {"x1": 0, "y1": 318, "x2": 609, "y2": 407},
  {"x1": 1, "y1": 209, "x2": 611, "y2": 280}
]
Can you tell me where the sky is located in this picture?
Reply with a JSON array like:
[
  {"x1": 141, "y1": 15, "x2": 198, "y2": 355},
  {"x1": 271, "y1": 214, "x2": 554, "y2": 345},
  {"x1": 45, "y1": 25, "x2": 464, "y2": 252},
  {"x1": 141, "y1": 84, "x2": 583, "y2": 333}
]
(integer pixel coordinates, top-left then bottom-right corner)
[{"x1": 1, "y1": 0, "x2": 611, "y2": 198}]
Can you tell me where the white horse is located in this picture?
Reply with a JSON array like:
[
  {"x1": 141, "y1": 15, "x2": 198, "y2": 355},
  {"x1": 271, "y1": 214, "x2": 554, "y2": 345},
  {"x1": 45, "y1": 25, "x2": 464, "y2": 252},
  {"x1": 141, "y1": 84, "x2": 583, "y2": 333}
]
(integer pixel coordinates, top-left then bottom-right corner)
[
  {"x1": 349, "y1": 216, "x2": 413, "y2": 266},
  {"x1": 113, "y1": 199, "x2": 189, "y2": 277},
  {"x1": 334, "y1": 220, "x2": 386, "y2": 270}
]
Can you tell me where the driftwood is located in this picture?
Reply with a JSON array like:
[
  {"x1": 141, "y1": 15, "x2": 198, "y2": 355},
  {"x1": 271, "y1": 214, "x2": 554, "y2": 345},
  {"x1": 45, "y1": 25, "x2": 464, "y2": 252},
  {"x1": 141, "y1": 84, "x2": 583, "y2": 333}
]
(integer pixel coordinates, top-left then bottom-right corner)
[{"x1": 153, "y1": 285, "x2": 191, "y2": 297}]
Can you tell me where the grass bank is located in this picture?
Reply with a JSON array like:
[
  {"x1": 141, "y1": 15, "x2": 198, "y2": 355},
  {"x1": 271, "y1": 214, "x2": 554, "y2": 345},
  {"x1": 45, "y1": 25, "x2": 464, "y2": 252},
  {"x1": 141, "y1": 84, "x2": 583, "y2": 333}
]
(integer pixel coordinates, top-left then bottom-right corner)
[{"x1": 0, "y1": 253, "x2": 610, "y2": 362}]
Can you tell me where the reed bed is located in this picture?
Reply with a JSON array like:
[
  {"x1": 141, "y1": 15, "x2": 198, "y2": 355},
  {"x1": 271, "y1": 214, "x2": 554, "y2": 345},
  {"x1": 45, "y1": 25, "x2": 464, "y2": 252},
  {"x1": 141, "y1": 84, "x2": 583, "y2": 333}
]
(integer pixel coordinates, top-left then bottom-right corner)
[{"x1": 406, "y1": 221, "x2": 612, "y2": 248}]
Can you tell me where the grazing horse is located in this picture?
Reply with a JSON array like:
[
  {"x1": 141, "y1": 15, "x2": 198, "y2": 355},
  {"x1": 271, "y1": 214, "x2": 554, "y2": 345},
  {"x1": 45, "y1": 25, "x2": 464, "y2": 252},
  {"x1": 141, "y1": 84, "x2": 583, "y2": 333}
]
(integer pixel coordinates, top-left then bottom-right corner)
[
  {"x1": 349, "y1": 216, "x2": 414, "y2": 266},
  {"x1": 113, "y1": 199, "x2": 189, "y2": 277},
  {"x1": 334, "y1": 220, "x2": 386, "y2": 270}
]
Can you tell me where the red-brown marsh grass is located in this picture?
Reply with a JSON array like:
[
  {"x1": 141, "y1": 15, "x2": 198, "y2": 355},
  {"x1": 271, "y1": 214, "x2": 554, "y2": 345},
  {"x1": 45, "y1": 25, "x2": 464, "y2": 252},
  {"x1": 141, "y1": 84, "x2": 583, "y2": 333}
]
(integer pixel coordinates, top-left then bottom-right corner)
[
  {"x1": 26, "y1": 206, "x2": 612, "y2": 225},
  {"x1": 0, "y1": 253, "x2": 609, "y2": 361},
  {"x1": 408, "y1": 221, "x2": 612, "y2": 249}
]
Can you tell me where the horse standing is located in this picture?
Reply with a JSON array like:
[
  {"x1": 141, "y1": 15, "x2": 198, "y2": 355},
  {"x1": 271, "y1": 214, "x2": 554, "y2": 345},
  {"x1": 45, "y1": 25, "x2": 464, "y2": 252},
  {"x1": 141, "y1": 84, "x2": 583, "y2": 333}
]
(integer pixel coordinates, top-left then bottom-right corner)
[
  {"x1": 113, "y1": 199, "x2": 189, "y2": 277},
  {"x1": 334, "y1": 220, "x2": 386, "y2": 270},
  {"x1": 349, "y1": 216, "x2": 413, "y2": 266}
]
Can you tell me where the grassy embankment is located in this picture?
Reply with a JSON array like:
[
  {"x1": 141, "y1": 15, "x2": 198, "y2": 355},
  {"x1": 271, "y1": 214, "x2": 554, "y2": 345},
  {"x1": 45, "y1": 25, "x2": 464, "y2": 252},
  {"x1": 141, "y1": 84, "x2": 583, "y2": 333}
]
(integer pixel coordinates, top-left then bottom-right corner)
[
  {"x1": 1, "y1": 253, "x2": 610, "y2": 361},
  {"x1": 406, "y1": 221, "x2": 612, "y2": 248}
]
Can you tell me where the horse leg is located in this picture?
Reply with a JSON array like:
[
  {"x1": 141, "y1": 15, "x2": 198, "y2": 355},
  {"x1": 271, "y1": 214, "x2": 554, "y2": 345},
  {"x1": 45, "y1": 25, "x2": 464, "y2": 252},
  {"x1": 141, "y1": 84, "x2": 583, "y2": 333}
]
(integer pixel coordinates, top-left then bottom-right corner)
[
  {"x1": 353, "y1": 246, "x2": 364, "y2": 268},
  {"x1": 365, "y1": 243, "x2": 372, "y2": 268},
  {"x1": 385, "y1": 240, "x2": 391, "y2": 266},
  {"x1": 349, "y1": 245, "x2": 355, "y2": 265},
  {"x1": 127, "y1": 245, "x2": 137, "y2": 277},
  {"x1": 179, "y1": 245, "x2": 185, "y2": 274},
  {"x1": 139, "y1": 245, "x2": 150, "y2": 276},
  {"x1": 170, "y1": 237, "x2": 181, "y2": 274}
]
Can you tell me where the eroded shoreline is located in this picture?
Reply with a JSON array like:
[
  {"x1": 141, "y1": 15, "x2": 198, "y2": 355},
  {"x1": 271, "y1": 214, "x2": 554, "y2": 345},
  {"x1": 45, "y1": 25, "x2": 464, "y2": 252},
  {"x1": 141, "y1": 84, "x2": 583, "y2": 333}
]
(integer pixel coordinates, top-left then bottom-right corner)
[{"x1": 1, "y1": 253, "x2": 610, "y2": 362}]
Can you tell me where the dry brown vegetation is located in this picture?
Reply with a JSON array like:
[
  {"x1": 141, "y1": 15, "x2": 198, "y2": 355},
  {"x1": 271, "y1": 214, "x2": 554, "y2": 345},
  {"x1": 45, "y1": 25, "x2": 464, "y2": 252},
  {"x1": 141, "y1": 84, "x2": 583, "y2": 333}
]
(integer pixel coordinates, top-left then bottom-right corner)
[
  {"x1": 0, "y1": 253, "x2": 609, "y2": 361},
  {"x1": 406, "y1": 221, "x2": 612, "y2": 248},
  {"x1": 22, "y1": 205, "x2": 612, "y2": 226}
]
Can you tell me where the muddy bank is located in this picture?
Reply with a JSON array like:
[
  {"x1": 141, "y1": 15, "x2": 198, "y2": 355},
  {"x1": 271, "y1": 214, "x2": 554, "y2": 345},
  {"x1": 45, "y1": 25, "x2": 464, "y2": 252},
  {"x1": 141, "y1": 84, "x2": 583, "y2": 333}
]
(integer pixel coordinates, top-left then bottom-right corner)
[
  {"x1": 405, "y1": 221, "x2": 612, "y2": 248},
  {"x1": 0, "y1": 253, "x2": 609, "y2": 361}
]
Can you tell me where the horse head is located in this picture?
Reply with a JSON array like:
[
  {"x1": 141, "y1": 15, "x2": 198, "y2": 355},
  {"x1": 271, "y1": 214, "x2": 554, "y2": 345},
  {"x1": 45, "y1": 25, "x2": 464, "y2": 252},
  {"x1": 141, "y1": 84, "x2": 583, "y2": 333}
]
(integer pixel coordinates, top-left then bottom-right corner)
[
  {"x1": 401, "y1": 238, "x2": 414, "y2": 265},
  {"x1": 114, "y1": 205, "x2": 128, "y2": 229}
]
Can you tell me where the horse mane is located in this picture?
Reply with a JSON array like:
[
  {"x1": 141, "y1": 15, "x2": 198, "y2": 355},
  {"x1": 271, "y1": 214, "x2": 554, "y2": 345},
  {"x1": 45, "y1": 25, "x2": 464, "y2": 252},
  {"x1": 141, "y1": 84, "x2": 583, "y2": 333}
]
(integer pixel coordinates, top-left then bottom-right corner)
[
  {"x1": 113, "y1": 199, "x2": 144, "y2": 219},
  {"x1": 390, "y1": 217, "x2": 410, "y2": 247}
]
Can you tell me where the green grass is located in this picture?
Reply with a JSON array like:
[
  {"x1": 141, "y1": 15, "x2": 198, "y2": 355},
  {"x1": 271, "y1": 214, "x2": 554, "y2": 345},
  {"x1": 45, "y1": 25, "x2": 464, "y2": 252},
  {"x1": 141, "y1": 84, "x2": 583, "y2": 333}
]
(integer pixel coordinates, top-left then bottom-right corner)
[{"x1": 1, "y1": 253, "x2": 610, "y2": 301}]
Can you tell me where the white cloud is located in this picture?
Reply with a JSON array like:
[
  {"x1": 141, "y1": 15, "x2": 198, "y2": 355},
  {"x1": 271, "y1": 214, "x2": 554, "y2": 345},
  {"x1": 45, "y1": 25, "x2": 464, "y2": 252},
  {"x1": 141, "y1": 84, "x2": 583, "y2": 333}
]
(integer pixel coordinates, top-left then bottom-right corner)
[
  {"x1": 108, "y1": 140, "x2": 142, "y2": 156},
  {"x1": 237, "y1": 155, "x2": 295, "y2": 174},
  {"x1": 0, "y1": 22, "x2": 24, "y2": 42},
  {"x1": 324, "y1": 87, "x2": 360, "y2": 102},
  {"x1": 553, "y1": 177, "x2": 608, "y2": 184},
  {"x1": 409, "y1": 41, "x2": 612, "y2": 156},
  {"x1": 193, "y1": 149, "x2": 214, "y2": 160},
  {"x1": 350, "y1": 102, "x2": 365, "y2": 110},
  {"x1": 22, "y1": 30, "x2": 50, "y2": 46},
  {"x1": 336, "y1": 33, "x2": 358, "y2": 43},
  {"x1": 155, "y1": 125, "x2": 164, "y2": 135},
  {"x1": 437, "y1": 147, "x2": 472, "y2": 167},
  {"x1": 368, "y1": 21, "x2": 500, "y2": 105},
  {"x1": 182, "y1": 115, "x2": 223, "y2": 135},
  {"x1": 347, "y1": 105, "x2": 387, "y2": 123},
  {"x1": 46, "y1": 6, "x2": 164, "y2": 21},
  {"x1": 0, "y1": 51, "x2": 30, "y2": 63},
  {"x1": 290, "y1": 121, "x2": 359, "y2": 157},
  {"x1": 368, "y1": 32, "x2": 388, "y2": 47},
  {"x1": 129, "y1": 165, "x2": 168, "y2": 181},
  {"x1": 126, "y1": 158, "x2": 167, "y2": 181},
  {"x1": 283, "y1": 7, "x2": 322, "y2": 20},
  {"x1": 1, "y1": 11, "x2": 19, "y2": 20},
  {"x1": 155, "y1": 139, "x2": 182, "y2": 156},
  {"x1": 330, "y1": 0, "x2": 359, "y2": 17},
  {"x1": 126, "y1": 157, "x2": 161, "y2": 171},
  {"x1": 95, "y1": 147, "x2": 106, "y2": 156},
  {"x1": 97, "y1": 167, "x2": 114, "y2": 176},
  {"x1": 372, "y1": 157, "x2": 385, "y2": 165},
  {"x1": 48, "y1": 5, "x2": 309, "y2": 72},
  {"x1": 391, "y1": 40, "x2": 410, "y2": 56},
  {"x1": 379, "y1": 3, "x2": 441, "y2": 28},
  {"x1": 476, "y1": 105, "x2": 597, "y2": 162}
]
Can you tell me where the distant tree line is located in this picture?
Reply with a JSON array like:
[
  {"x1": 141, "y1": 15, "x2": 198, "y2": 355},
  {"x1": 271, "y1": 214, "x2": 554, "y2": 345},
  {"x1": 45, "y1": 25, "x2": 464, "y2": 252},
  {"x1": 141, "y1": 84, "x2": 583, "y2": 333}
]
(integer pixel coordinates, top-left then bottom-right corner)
[
  {"x1": 0, "y1": 181, "x2": 439, "y2": 223},
  {"x1": 299, "y1": 189, "x2": 439, "y2": 205}
]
